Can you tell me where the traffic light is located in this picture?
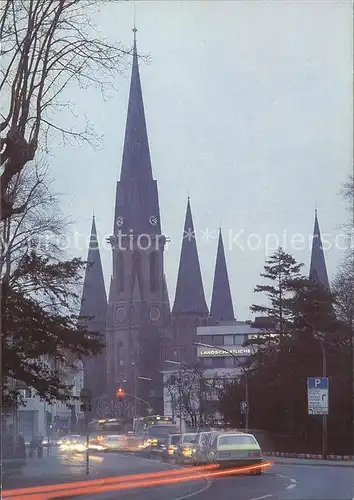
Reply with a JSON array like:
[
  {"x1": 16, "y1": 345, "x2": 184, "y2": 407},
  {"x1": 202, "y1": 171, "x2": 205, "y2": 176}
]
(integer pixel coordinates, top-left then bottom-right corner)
[{"x1": 116, "y1": 388, "x2": 125, "y2": 401}]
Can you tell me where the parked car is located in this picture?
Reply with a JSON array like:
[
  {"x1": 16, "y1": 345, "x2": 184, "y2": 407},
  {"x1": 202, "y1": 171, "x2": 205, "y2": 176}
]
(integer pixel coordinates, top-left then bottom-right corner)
[
  {"x1": 194, "y1": 431, "x2": 213, "y2": 465},
  {"x1": 176, "y1": 433, "x2": 198, "y2": 464},
  {"x1": 207, "y1": 432, "x2": 263, "y2": 473},
  {"x1": 162, "y1": 434, "x2": 181, "y2": 461}
]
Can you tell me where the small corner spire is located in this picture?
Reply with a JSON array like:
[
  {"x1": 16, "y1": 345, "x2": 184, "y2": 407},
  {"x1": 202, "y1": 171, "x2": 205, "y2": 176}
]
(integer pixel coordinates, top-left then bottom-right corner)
[{"x1": 210, "y1": 228, "x2": 234, "y2": 322}]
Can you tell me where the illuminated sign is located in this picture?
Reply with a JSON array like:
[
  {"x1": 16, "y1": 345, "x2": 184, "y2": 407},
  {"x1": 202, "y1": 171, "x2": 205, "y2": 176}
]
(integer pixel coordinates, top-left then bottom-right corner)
[
  {"x1": 198, "y1": 347, "x2": 251, "y2": 357},
  {"x1": 248, "y1": 333, "x2": 278, "y2": 340}
]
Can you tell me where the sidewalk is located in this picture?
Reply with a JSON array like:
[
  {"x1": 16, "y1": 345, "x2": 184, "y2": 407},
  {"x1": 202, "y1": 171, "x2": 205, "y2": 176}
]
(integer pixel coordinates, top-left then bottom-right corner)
[
  {"x1": 3, "y1": 451, "x2": 103, "y2": 490},
  {"x1": 265, "y1": 451, "x2": 354, "y2": 461},
  {"x1": 264, "y1": 454, "x2": 354, "y2": 467}
]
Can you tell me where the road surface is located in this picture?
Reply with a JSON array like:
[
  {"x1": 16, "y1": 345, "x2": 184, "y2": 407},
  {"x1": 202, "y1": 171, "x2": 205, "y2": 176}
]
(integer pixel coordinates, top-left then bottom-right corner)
[
  {"x1": 3, "y1": 450, "x2": 354, "y2": 499},
  {"x1": 72, "y1": 454, "x2": 354, "y2": 500}
]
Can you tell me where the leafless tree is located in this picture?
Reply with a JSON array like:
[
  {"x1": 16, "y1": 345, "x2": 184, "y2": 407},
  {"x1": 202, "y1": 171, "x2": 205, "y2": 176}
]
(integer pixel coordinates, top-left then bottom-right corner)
[
  {"x1": 0, "y1": 160, "x2": 68, "y2": 289},
  {"x1": 332, "y1": 258, "x2": 354, "y2": 333},
  {"x1": 0, "y1": 0, "x2": 128, "y2": 220},
  {"x1": 333, "y1": 173, "x2": 354, "y2": 333},
  {"x1": 164, "y1": 365, "x2": 212, "y2": 429}
]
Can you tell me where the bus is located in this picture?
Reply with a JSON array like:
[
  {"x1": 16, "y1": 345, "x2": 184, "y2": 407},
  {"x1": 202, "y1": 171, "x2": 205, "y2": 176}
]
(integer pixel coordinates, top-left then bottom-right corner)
[
  {"x1": 89, "y1": 418, "x2": 126, "y2": 438},
  {"x1": 133, "y1": 415, "x2": 184, "y2": 437}
]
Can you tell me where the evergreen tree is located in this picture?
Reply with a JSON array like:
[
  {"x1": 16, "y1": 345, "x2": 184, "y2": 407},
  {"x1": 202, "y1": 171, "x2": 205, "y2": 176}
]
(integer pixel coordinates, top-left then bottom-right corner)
[
  {"x1": 250, "y1": 247, "x2": 303, "y2": 334},
  {"x1": 220, "y1": 250, "x2": 352, "y2": 454}
]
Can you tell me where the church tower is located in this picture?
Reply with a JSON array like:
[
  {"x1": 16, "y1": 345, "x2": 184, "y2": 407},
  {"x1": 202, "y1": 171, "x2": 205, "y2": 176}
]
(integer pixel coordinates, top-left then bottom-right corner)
[
  {"x1": 172, "y1": 198, "x2": 209, "y2": 364},
  {"x1": 309, "y1": 209, "x2": 330, "y2": 290},
  {"x1": 210, "y1": 228, "x2": 235, "y2": 324},
  {"x1": 80, "y1": 216, "x2": 107, "y2": 400},
  {"x1": 106, "y1": 30, "x2": 170, "y2": 412}
]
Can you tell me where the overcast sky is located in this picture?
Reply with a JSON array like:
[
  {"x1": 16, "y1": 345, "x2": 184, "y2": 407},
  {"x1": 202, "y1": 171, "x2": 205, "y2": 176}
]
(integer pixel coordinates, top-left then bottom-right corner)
[{"x1": 50, "y1": 1, "x2": 353, "y2": 320}]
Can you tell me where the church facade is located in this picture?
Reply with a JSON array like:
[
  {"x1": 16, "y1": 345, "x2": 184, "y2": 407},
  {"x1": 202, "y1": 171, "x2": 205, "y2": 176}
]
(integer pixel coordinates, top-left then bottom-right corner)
[{"x1": 79, "y1": 34, "x2": 330, "y2": 417}]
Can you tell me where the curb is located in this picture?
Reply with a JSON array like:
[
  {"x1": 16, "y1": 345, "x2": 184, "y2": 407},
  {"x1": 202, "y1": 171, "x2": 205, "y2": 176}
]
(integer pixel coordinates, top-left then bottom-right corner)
[{"x1": 265, "y1": 451, "x2": 354, "y2": 461}]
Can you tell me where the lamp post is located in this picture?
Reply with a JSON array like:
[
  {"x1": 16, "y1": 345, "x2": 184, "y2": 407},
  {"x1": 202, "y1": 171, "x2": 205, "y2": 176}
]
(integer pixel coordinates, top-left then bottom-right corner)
[
  {"x1": 137, "y1": 376, "x2": 153, "y2": 415},
  {"x1": 194, "y1": 342, "x2": 250, "y2": 432}
]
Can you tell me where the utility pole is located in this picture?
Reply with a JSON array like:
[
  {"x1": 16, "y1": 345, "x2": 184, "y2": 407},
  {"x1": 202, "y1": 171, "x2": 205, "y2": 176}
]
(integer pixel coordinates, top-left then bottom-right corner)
[
  {"x1": 320, "y1": 340, "x2": 327, "y2": 459},
  {"x1": 352, "y1": 324, "x2": 354, "y2": 457},
  {"x1": 80, "y1": 388, "x2": 92, "y2": 475}
]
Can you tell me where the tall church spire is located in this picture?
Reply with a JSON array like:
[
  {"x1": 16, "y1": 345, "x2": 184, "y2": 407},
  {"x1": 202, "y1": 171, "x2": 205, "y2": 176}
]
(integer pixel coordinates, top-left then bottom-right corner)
[
  {"x1": 309, "y1": 209, "x2": 330, "y2": 290},
  {"x1": 113, "y1": 30, "x2": 161, "y2": 235},
  {"x1": 80, "y1": 216, "x2": 107, "y2": 319},
  {"x1": 172, "y1": 199, "x2": 208, "y2": 315},
  {"x1": 210, "y1": 228, "x2": 235, "y2": 322},
  {"x1": 80, "y1": 216, "x2": 107, "y2": 398},
  {"x1": 120, "y1": 29, "x2": 152, "y2": 182}
]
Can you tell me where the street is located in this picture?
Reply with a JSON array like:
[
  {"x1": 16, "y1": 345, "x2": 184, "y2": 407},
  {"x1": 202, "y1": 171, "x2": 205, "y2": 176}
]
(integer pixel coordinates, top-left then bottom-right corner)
[
  {"x1": 4, "y1": 450, "x2": 354, "y2": 500},
  {"x1": 83, "y1": 459, "x2": 354, "y2": 500}
]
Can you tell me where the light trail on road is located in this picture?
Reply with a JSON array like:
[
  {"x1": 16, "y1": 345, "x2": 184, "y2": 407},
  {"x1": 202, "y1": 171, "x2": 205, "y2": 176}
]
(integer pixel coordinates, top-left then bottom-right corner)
[{"x1": 4, "y1": 462, "x2": 273, "y2": 499}]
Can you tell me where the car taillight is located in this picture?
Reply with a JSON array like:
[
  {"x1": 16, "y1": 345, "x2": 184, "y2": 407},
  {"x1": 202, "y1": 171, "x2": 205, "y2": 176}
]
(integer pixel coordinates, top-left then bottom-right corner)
[{"x1": 248, "y1": 450, "x2": 262, "y2": 457}]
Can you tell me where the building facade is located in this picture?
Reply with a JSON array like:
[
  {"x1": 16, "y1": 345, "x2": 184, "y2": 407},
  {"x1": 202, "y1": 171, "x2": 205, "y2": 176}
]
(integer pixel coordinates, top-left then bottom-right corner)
[{"x1": 104, "y1": 33, "x2": 170, "y2": 413}]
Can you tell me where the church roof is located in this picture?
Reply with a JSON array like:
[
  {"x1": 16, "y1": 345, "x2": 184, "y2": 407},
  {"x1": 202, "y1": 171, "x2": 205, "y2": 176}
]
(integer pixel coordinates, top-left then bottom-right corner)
[
  {"x1": 120, "y1": 35, "x2": 152, "y2": 183},
  {"x1": 114, "y1": 33, "x2": 161, "y2": 236},
  {"x1": 80, "y1": 216, "x2": 107, "y2": 326},
  {"x1": 309, "y1": 210, "x2": 330, "y2": 290},
  {"x1": 210, "y1": 229, "x2": 235, "y2": 322},
  {"x1": 172, "y1": 199, "x2": 209, "y2": 316}
]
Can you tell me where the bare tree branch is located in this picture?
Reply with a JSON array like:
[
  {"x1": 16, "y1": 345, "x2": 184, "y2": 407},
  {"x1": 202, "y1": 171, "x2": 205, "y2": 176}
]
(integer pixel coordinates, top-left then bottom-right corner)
[{"x1": 0, "y1": 0, "x2": 129, "y2": 220}]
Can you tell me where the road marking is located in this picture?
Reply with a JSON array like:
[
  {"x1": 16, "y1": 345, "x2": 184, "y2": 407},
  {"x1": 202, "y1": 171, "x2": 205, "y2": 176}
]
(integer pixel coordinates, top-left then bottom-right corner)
[
  {"x1": 248, "y1": 495, "x2": 273, "y2": 500},
  {"x1": 286, "y1": 483, "x2": 297, "y2": 490},
  {"x1": 175, "y1": 480, "x2": 212, "y2": 500},
  {"x1": 277, "y1": 474, "x2": 298, "y2": 491}
]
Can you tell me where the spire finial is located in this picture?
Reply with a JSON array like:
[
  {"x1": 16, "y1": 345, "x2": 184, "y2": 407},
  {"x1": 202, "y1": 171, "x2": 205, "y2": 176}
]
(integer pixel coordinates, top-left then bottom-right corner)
[{"x1": 132, "y1": 0, "x2": 137, "y2": 43}]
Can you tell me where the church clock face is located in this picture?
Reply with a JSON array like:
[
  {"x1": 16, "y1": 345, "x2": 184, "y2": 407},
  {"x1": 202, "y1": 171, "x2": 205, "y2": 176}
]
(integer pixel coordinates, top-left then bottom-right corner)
[
  {"x1": 149, "y1": 215, "x2": 158, "y2": 226},
  {"x1": 116, "y1": 216, "x2": 124, "y2": 228},
  {"x1": 116, "y1": 307, "x2": 125, "y2": 323},
  {"x1": 149, "y1": 306, "x2": 160, "y2": 322}
]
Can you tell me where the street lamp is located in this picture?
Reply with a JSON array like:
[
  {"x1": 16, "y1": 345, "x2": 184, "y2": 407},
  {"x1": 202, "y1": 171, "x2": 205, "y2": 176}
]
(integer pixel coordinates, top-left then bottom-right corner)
[
  {"x1": 137, "y1": 376, "x2": 153, "y2": 414},
  {"x1": 194, "y1": 342, "x2": 250, "y2": 432}
]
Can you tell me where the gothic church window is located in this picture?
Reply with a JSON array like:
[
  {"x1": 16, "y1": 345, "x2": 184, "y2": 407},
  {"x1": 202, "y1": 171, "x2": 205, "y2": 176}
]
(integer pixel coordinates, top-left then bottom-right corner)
[
  {"x1": 132, "y1": 251, "x2": 141, "y2": 274},
  {"x1": 117, "y1": 252, "x2": 124, "y2": 292},
  {"x1": 149, "y1": 252, "x2": 159, "y2": 292}
]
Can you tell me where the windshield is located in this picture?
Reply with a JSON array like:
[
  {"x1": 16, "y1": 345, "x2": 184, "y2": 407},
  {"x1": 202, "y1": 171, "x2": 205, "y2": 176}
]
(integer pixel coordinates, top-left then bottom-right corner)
[
  {"x1": 148, "y1": 426, "x2": 178, "y2": 437},
  {"x1": 171, "y1": 435, "x2": 180, "y2": 445},
  {"x1": 183, "y1": 434, "x2": 197, "y2": 443},
  {"x1": 218, "y1": 435, "x2": 257, "y2": 446}
]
